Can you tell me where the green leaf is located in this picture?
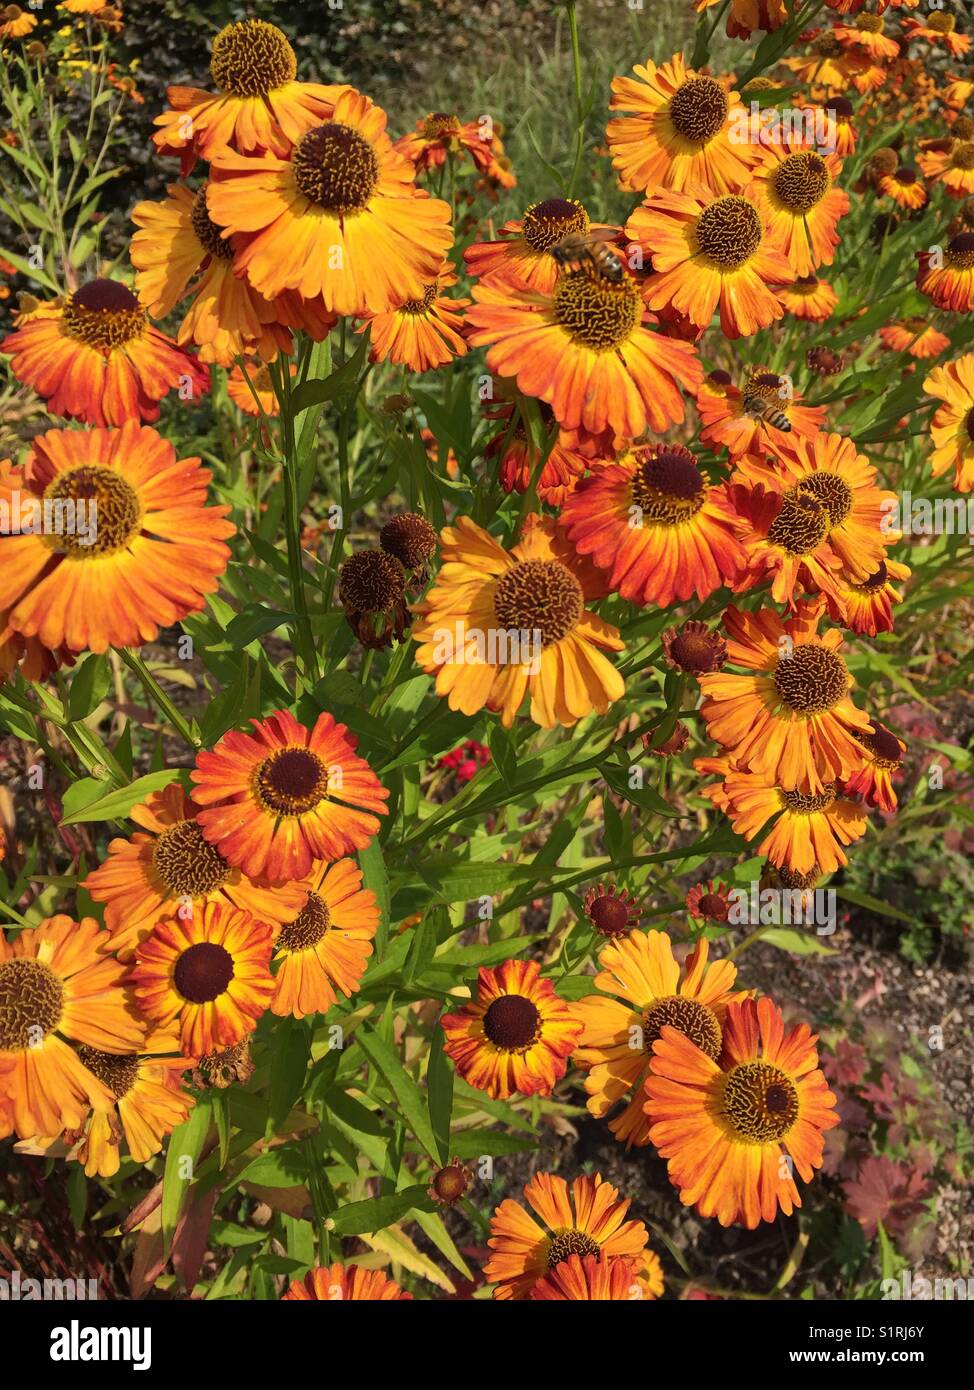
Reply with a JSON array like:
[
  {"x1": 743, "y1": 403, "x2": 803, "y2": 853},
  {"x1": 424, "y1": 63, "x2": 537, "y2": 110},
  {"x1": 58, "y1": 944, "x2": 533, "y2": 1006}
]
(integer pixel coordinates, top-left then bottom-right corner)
[
  {"x1": 265, "y1": 1022, "x2": 310, "y2": 1138},
  {"x1": 356, "y1": 1025, "x2": 440, "y2": 1161},
  {"x1": 60, "y1": 769, "x2": 185, "y2": 825},
  {"x1": 224, "y1": 604, "x2": 291, "y2": 650},
  {"x1": 67, "y1": 653, "x2": 113, "y2": 721},
  {"x1": 759, "y1": 928, "x2": 837, "y2": 956},
  {"x1": 599, "y1": 761, "x2": 675, "y2": 816},
  {"x1": 837, "y1": 886, "x2": 912, "y2": 923},
  {"x1": 426, "y1": 1020, "x2": 454, "y2": 1165},
  {"x1": 235, "y1": 1149, "x2": 309, "y2": 1188},
  {"x1": 359, "y1": 838, "x2": 390, "y2": 953},
  {"x1": 289, "y1": 334, "x2": 368, "y2": 416},
  {"x1": 162, "y1": 1101, "x2": 212, "y2": 1255},
  {"x1": 66, "y1": 1164, "x2": 87, "y2": 1229},
  {"x1": 327, "y1": 1186, "x2": 433, "y2": 1236}
]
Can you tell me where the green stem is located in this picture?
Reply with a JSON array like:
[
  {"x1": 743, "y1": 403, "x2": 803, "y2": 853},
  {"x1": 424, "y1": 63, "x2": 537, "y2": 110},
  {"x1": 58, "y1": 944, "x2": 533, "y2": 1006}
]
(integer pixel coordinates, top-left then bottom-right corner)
[{"x1": 118, "y1": 648, "x2": 199, "y2": 749}]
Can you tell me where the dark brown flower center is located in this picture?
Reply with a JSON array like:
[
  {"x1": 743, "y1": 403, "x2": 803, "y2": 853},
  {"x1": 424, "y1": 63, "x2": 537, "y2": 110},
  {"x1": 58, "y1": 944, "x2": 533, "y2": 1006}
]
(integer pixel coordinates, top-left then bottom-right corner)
[
  {"x1": 814, "y1": 34, "x2": 842, "y2": 58},
  {"x1": 767, "y1": 491, "x2": 829, "y2": 555},
  {"x1": 695, "y1": 196, "x2": 763, "y2": 269},
  {"x1": 723, "y1": 1061, "x2": 799, "y2": 1141},
  {"x1": 482, "y1": 993, "x2": 541, "y2": 1051},
  {"x1": 855, "y1": 13, "x2": 884, "y2": 33},
  {"x1": 43, "y1": 465, "x2": 142, "y2": 558},
  {"x1": 642, "y1": 995, "x2": 722, "y2": 1059},
  {"x1": 696, "y1": 892, "x2": 728, "y2": 920},
  {"x1": 338, "y1": 549, "x2": 405, "y2": 614},
  {"x1": 62, "y1": 279, "x2": 146, "y2": 352},
  {"x1": 398, "y1": 282, "x2": 438, "y2": 315},
  {"x1": 948, "y1": 232, "x2": 974, "y2": 268},
  {"x1": 152, "y1": 819, "x2": 230, "y2": 898},
  {"x1": 521, "y1": 197, "x2": 588, "y2": 252},
  {"x1": 0, "y1": 958, "x2": 63, "y2": 1049},
  {"x1": 797, "y1": 472, "x2": 853, "y2": 526},
  {"x1": 951, "y1": 141, "x2": 974, "y2": 172},
  {"x1": 380, "y1": 512, "x2": 437, "y2": 569},
  {"x1": 926, "y1": 11, "x2": 955, "y2": 34},
  {"x1": 493, "y1": 559, "x2": 583, "y2": 647},
  {"x1": 421, "y1": 112, "x2": 461, "y2": 141},
  {"x1": 669, "y1": 627, "x2": 723, "y2": 674},
  {"x1": 668, "y1": 76, "x2": 728, "y2": 144},
  {"x1": 209, "y1": 19, "x2": 297, "y2": 97},
  {"x1": 851, "y1": 560, "x2": 888, "y2": 592},
  {"x1": 553, "y1": 271, "x2": 641, "y2": 349},
  {"x1": 293, "y1": 123, "x2": 379, "y2": 213},
  {"x1": 277, "y1": 891, "x2": 332, "y2": 952},
  {"x1": 548, "y1": 1229, "x2": 601, "y2": 1268},
  {"x1": 779, "y1": 784, "x2": 839, "y2": 814},
  {"x1": 774, "y1": 644, "x2": 849, "y2": 713},
  {"x1": 773, "y1": 152, "x2": 830, "y2": 213},
  {"x1": 431, "y1": 1162, "x2": 469, "y2": 1204},
  {"x1": 587, "y1": 893, "x2": 632, "y2": 938},
  {"x1": 631, "y1": 446, "x2": 706, "y2": 525},
  {"x1": 173, "y1": 942, "x2": 235, "y2": 1004},
  {"x1": 894, "y1": 167, "x2": 918, "y2": 185},
  {"x1": 253, "y1": 747, "x2": 329, "y2": 816},
  {"x1": 77, "y1": 1045, "x2": 139, "y2": 1098},
  {"x1": 191, "y1": 186, "x2": 233, "y2": 260}
]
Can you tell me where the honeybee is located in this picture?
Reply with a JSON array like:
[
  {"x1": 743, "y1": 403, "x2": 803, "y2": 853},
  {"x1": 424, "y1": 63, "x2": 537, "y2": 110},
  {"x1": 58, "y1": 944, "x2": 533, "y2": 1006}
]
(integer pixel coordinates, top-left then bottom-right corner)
[
  {"x1": 551, "y1": 230, "x2": 625, "y2": 283},
  {"x1": 741, "y1": 393, "x2": 792, "y2": 432}
]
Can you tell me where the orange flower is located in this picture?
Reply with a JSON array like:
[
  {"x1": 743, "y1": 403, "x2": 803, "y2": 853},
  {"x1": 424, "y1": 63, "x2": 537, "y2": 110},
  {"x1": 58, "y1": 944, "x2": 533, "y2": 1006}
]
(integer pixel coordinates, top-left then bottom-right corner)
[
  {"x1": 878, "y1": 166, "x2": 928, "y2": 209},
  {"x1": 463, "y1": 197, "x2": 616, "y2": 294},
  {"x1": 411, "y1": 513, "x2": 625, "y2": 730},
  {"x1": 750, "y1": 137, "x2": 849, "y2": 278},
  {"x1": 530, "y1": 1252, "x2": 643, "y2": 1301},
  {"x1": 824, "y1": 557, "x2": 911, "y2": 635},
  {"x1": 844, "y1": 721, "x2": 906, "y2": 813},
  {"x1": 573, "y1": 931, "x2": 746, "y2": 1148},
  {"x1": 131, "y1": 901, "x2": 275, "y2": 1056},
  {"x1": 902, "y1": 13, "x2": 971, "y2": 59},
  {"x1": 917, "y1": 234, "x2": 974, "y2": 313},
  {"x1": 191, "y1": 710, "x2": 389, "y2": 881},
  {"x1": 484, "y1": 396, "x2": 591, "y2": 507},
  {"x1": 465, "y1": 272, "x2": 702, "y2": 440},
  {"x1": 270, "y1": 858, "x2": 379, "y2": 1018},
  {"x1": 207, "y1": 87, "x2": 453, "y2": 315},
  {"x1": 440, "y1": 959, "x2": 582, "y2": 1100},
  {"x1": 733, "y1": 430, "x2": 899, "y2": 583},
  {"x1": 923, "y1": 353, "x2": 974, "y2": 491},
  {"x1": 130, "y1": 183, "x2": 303, "y2": 366},
  {"x1": 918, "y1": 141, "x2": 974, "y2": 197},
  {"x1": 776, "y1": 273, "x2": 839, "y2": 322},
  {"x1": 644, "y1": 996, "x2": 839, "y2": 1228},
  {"x1": 696, "y1": 367, "x2": 825, "y2": 462},
  {"x1": 695, "y1": 754, "x2": 868, "y2": 874},
  {"x1": 394, "y1": 111, "x2": 493, "y2": 175},
  {"x1": 560, "y1": 443, "x2": 745, "y2": 607},
  {"x1": 486, "y1": 1172, "x2": 648, "y2": 1300},
  {"x1": 697, "y1": 602, "x2": 873, "y2": 794},
  {"x1": 0, "y1": 917, "x2": 145, "y2": 1139},
  {"x1": 606, "y1": 54, "x2": 755, "y2": 195},
  {"x1": 0, "y1": 424, "x2": 233, "y2": 654},
  {"x1": 878, "y1": 318, "x2": 949, "y2": 359},
  {"x1": 152, "y1": 20, "x2": 349, "y2": 171},
  {"x1": 82, "y1": 783, "x2": 307, "y2": 961},
  {"x1": 1, "y1": 280, "x2": 209, "y2": 426},
  {"x1": 357, "y1": 263, "x2": 468, "y2": 372},
  {"x1": 725, "y1": 481, "x2": 844, "y2": 611},
  {"x1": 282, "y1": 1263, "x2": 412, "y2": 1300},
  {"x1": 628, "y1": 184, "x2": 792, "y2": 339}
]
